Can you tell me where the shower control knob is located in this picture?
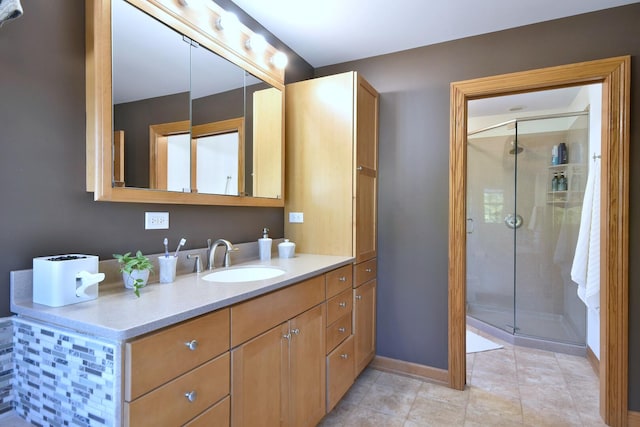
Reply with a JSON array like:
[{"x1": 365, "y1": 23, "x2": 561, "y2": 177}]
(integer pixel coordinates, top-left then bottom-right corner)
[{"x1": 504, "y1": 213, "x2": 523, "y2": 229}]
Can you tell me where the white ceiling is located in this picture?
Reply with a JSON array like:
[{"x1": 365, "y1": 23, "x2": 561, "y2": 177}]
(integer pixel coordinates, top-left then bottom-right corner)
[{"x1": 230, "y1": 0, "x2": 639, "y2": 68}]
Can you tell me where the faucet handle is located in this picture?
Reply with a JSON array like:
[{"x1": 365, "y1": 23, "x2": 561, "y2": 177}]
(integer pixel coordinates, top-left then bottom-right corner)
[{"x1": 187, "y1": 254, "x2": 202, "y2": 273}]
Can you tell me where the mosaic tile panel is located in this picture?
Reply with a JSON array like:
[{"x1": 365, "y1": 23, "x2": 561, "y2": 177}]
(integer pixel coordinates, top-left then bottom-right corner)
[
  {"x1": 13, "y1": 318, "x2": 119, "y2": 427},
  {"x1": 0, "y1": 318, "x2": 14, "y2": 416}
]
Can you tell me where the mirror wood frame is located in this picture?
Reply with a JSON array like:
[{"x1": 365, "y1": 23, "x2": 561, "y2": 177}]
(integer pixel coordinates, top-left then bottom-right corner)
[
  {"x1": 85, "y1": 0, "x2": 285, "y2": 206},
  {"x1": 449, "y1": 56, "x2": 630, "y2": 425}
]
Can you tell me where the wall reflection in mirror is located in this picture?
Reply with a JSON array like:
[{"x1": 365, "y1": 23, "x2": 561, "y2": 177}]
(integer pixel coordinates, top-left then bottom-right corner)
[{"x1": 111, "y1": 0, "x2": 282, "y2": 198}]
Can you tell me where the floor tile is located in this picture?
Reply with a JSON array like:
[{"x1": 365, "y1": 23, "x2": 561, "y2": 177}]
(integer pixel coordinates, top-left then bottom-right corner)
[{"x1": 323, "y1": 329, "x2": 604, "y2": 427}]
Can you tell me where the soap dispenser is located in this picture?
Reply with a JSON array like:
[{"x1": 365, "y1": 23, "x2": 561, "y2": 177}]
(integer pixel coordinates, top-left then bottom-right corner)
[{"x1": 259, "y1": 227, "x2": 272, "y2": 261}]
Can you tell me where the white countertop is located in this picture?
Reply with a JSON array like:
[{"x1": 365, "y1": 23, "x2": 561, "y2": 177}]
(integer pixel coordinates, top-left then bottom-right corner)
[{"x1": 10, "y1": 254, "x2": 353, "y2": 341}]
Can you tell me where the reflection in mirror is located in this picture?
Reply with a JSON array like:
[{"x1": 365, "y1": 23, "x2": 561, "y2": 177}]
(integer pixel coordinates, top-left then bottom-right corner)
[
  {"x1": 112, "y1": 0, "x2": 190, "y2": 189},
  {"x1": 251, "y1": 86, "x2": 283, "y2": 198},
  {"x1": 87, "y1": 0, "x2": 286, "y2": 206},
  {"x1": 190, "y1": 43, "x2": 246, "y2": 195},
  {"x1": 193, "y1": 118, "x2": 245, "y2": 195}
]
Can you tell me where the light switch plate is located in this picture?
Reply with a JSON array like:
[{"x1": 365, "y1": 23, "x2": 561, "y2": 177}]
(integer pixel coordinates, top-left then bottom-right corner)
[
  {"x1": 289, "y1": 212, "x2": 304, "y2": 223},
  {"x1": 145, "y1": 212, "x2": 169, "y2": 229}
]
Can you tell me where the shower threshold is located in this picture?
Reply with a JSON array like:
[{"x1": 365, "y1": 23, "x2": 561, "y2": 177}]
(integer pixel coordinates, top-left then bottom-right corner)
[{"x1": 466, "y1": 315, "x2": 586, "y2": 357}]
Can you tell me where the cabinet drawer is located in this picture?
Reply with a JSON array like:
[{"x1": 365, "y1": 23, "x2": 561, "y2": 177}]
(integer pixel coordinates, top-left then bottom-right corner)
[
  {"x1": 326, "y1": 335, "x2": 354, "y2": 412},
  {"x1": 354, "y1": 259, "x2": 376, "y2": 287},
  {"x1": 184, "y1": 396, "x2": 230, "y2": 427},
  {"x1": 326, "y1": 288, "x2": 352, "y2": 326},
  {"x1": 325, "y1": 265, "x2": 352, "y2": 298},
  {"x1": 125, "y1": 308, "x2": 230, "y2": 401},
  {"x1": 231, "y1": 275, "x2": 325, "y2": 347},
  {"x1": 326, "y1": 313, "x2": 351, "y2": 354},
  {"x1": 125, "y1": 352, "x2": 230, "y2": 427}
]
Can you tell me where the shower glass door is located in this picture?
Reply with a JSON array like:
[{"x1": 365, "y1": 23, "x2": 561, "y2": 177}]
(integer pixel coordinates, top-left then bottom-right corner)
[
  {"x1": 466, "y1": 123, "x2": 517, "y2": 333},
  {"x1": 514, "y1": 114, "x2": 588, "y2": 344},
  {"x1": 466, "y1": 113, "x2": 588, "y2": 346}
]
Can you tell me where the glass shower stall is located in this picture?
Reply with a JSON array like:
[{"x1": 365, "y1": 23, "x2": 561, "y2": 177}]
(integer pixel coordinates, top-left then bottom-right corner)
[{"x1": 466, "y1": 112, "x2": 589, "y2": 351}]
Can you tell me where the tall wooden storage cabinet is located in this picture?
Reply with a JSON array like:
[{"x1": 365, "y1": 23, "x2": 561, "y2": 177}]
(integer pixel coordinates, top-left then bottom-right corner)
[{"x1": 285, "y1": 71, "x2": 379, "y2": 399}]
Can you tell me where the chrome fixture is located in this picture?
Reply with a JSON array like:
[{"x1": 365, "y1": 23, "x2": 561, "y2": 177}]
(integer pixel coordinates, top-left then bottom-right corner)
[
  {"x1": 504, "y1": 213, "x2": 524, "y2": 229},
  {"x1": 187, "y1": 254, "x2": 202, "y2": 273},
  {"x1": 207, "y1": 239, "x2": 235, "y2": 270}
]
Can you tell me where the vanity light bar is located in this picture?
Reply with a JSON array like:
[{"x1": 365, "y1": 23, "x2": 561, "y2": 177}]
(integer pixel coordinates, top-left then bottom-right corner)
[{"x1": 183, "y1": 0, "x2": 288, "y2": 75}]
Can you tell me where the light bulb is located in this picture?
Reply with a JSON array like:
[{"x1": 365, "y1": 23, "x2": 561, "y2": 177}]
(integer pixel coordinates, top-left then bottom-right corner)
[
  {"x1": 245, "y1": 34, "x2": 267, "y2": 53},
  {"x1": 271, "y1": 51, "x2": 288, "y2": 69},
  {"x1": 216, "y1": 11, "x2": 239, "y2": 32}
]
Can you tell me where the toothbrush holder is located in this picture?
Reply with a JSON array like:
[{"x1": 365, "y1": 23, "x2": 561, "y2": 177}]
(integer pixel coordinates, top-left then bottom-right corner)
[{"x1": 158, "y1": 256, "x2": 177, "y2": 283}]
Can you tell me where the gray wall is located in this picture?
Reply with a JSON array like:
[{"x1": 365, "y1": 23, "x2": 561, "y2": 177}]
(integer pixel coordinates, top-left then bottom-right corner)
[
  {"x1": 2, "y1": 0, "x2": 640, "y2": 412},
  {"x1": 0, "y1": 1, "x2": 309, "y2": 318},
  {"x1": 317, "y1": 3, "x2": 640, "y2": 410}
]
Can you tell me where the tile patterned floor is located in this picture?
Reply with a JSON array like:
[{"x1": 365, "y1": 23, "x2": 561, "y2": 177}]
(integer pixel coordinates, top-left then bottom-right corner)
[{"x1": 320, "y1": 328, "x2": 605, "y2": 427}]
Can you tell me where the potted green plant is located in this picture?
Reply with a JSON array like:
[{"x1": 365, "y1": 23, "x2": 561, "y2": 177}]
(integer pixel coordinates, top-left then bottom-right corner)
[{"x1": 113, "y1": 251, "x2": 153, "y2": 297}]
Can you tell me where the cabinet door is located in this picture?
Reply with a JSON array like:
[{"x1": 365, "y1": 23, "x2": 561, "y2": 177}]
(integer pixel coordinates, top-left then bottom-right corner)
[
  {"x1": 231, "y1": 323, "x2": 289, "y2": 427},
  {"x1": 289, "y1": 304, "x2": 326, "y2": 427},
  {"x1": 354, "y1": 279, "x2": 376, "y2": 375},
  {"x1": 355, "y1": 75, "x2": 379, "y2": 263}
]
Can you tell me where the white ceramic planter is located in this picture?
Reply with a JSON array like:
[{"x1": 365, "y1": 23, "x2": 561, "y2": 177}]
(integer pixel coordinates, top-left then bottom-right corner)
[{"x1": 122, "y1": 269, "x2": 150, "y2": 290}]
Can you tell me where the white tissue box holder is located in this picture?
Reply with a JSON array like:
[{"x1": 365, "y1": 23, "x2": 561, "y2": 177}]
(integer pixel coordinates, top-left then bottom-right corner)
[{"x1": 33, "y1": 254, "x2": 104, "y2": 307}]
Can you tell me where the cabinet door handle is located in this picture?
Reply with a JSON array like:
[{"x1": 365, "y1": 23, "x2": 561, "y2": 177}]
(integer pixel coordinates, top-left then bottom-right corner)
[
  {"x1": 365, "y1": 268, "x2": 372, "y2": 273},
  {"x1": 356, "y1": 166, "x2": 363, "y2": 171},
  {"x1": 184, "y1": 391, "x2": 197, "y2": 402},
  {"x1": 283, "y1": 333, "x2": 291, "y2": 340},
  {"x1": 340, "y1": 353, "x2": 349, "y2": 359},
  {"x1": 339, "y1": 276, "x2": 347, "y2": 282},
  {"x1": 355, "y1": 295, "x2": 362, "y2": 300},
  {"x1": 184, "y1": 340, "x2": 198, "y2": 351},
  {"x1": 338, "y1": 327, "x2": 346, "y2": 333},
  {"x1": 338, "y1": 302, "x2": 347, "y2": 308},
  {"x1": 291, "y1": 328, "x2": 300, "y2": 335}
]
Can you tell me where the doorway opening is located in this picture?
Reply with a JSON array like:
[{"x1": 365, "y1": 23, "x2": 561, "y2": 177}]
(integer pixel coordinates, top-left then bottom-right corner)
[{"x1": 449, "y1": 56, "x2": 630, "y2": 426}]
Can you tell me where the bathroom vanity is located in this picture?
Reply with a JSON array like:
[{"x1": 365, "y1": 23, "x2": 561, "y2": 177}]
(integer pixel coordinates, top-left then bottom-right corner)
[{"x1": 10, "y1": 253, "x2": 373, "y2": 426}]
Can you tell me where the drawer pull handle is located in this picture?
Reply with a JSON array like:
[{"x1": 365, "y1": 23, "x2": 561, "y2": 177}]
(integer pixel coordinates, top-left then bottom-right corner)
[
  {"x1": 355, "y1": 295, "x2": 362, "y2": 300},
  {"x1": 184, "y1": 340, "x2": 198, "y2": 351},
  {"x1": 338, "y1": 327, "x2": 346, "y2": 333},
  {"x1": 291, "y1": 328, "x2": 300, "y2": 335},
  {"x1": 184, "y1": 391, "x2": 197, "y2": 402},
  {"x1": 339, "y1": 276, "x2": 347, "y2": 282},
  {"x1": 365, "y1": 268, "x2": 372, "y2": 273},
  {"x1": 340, "y1": 353, "x2": 349, "y2": 359},
  {"x1": 338, "y1": 302, "x2": 347, "y2": 308}
]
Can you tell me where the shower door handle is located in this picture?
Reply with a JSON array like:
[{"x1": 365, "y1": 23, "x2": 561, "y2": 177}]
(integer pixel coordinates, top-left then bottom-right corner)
[
  {"x1": 466, "y1": 218, "x2": 474, "y2": 234},
  {"x1": 504, "y1": 213, "x2": 523, "y2": 229}
]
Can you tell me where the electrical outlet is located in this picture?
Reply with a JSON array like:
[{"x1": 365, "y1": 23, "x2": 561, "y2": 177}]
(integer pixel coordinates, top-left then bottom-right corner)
[
  {"x1": 289, "y1": 212, "x2": 304, "y2": 223},
  {"x1": 145, "y1": 212, "x2": 169, "y2": 230}
]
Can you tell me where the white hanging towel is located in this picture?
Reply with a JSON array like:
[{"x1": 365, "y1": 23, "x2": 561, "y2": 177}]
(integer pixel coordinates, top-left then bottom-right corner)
[
  {"x1": 0, "y1": 0, "x2": 22, "y2": 27},
  {"x1": 571, "y1": 160, "x2": 601, "y2": 312}
]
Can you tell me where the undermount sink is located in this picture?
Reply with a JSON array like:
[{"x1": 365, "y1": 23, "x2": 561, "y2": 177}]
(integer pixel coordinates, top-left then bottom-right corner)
[{"x1": 201, "y1": 266, "x2": 286, "y2": 283}]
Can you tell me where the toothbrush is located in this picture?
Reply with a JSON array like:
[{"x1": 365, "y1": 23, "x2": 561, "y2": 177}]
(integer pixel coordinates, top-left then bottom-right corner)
[
  {"x1": 174, "y1": 238, "x2": 186, "y2": 258},
  {"x1": 163, "y1": 238, "x2": 169, "y2": 258}
]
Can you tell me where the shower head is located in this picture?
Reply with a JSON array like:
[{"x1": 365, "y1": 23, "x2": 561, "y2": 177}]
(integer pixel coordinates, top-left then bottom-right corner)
[{"x1": 509, "y1": 140, "x2": 524, "y2": 155}]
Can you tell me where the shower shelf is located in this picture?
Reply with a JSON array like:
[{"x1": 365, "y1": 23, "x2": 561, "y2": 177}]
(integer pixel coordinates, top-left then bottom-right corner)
[
  {"x1": 546, "y1": 190, "x2": 585, "y2": 206},
  {"x1": 546, "y1": 163, "x2": 586, "y2": 206}
]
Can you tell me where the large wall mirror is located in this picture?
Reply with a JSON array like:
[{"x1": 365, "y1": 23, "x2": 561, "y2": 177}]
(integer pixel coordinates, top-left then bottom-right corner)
[{"x1": 86, "y1": 0, "x2": 285, "y2": 206}]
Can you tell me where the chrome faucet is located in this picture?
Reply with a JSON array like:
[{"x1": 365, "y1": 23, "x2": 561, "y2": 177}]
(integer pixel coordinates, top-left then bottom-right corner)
[{"x1": 207, "y1": 238, "x2": 234, "y2": 270}]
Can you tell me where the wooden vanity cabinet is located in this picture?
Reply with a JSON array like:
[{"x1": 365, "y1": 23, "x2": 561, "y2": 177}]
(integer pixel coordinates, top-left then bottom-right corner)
[
  {"x1": 285, "y1": 71, "x2": 378, "y2": 263},
  {"x1": 286, "y1": 71, "x2": 379, "y2": 384},
  {"x1": 354, "y1": 259, "x2": 377, "y2": 375},
  {"x1": 230, "y1": 276, "x2": 326, "y2": 427},
  {"x1": 324, "y1": 265, "x2": 355, "y2": 411},
  {"x1": 354, "y1": 278, "x2": 377, "y2": 375},
  {"x1": 123, "y1": 309, "x2": 230, "y2": 427}
]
